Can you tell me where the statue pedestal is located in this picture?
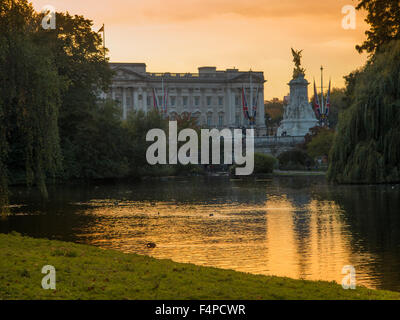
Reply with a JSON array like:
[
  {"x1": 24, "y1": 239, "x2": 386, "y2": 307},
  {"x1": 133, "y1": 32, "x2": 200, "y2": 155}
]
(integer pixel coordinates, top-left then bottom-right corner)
[{"x1": 277, "y1": 75, "x2": 318, "y2": 137}]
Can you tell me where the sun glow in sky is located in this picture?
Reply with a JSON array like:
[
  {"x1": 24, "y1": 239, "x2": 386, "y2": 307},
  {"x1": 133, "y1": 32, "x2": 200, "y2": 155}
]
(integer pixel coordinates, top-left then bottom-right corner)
[{"x1": 31, "y1": 0, "x2": 368, "y2": 99}]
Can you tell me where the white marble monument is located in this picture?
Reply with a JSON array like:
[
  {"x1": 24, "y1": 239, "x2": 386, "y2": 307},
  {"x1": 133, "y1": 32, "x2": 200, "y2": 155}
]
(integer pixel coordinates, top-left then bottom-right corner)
[{"x1": 277, "y1": 49, "x2": 318, "y2": 137}]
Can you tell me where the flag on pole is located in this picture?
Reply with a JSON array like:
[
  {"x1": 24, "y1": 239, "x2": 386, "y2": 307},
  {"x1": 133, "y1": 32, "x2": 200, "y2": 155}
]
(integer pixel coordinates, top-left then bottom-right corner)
[
  {"x1": 313, "y1": 79, "x2": 321, "y2": 118},
  {"x1": 251, "y1": 86, "x2": 259, "y2": 125},
  {"x1": 163, "y1": 88, "x2": 168, "y2": 115},
  {"x1": 242, "y1": 87, "x2": 250, "y2": 119},
  {"x1": 152, "y1": 88, "x2": 159, "y2": 111}
]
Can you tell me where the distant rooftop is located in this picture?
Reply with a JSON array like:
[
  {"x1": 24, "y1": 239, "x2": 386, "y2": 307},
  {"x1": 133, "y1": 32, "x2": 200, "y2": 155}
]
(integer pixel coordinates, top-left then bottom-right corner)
[{"x1": 109, "y1": 62, "x2": 265, "y2": 82}]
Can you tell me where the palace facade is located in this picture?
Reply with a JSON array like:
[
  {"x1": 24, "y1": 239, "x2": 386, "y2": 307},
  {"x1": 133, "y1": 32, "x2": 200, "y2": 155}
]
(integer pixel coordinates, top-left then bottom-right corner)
[{"x1": 106, "y1": 63, "x2": 267, "y2": 135}]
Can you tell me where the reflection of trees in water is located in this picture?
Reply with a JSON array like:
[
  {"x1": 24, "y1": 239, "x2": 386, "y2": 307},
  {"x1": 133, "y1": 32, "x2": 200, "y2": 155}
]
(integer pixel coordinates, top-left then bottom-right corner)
[
  {"x1": 291, "y1": 209, "x2": 311, "y2": 278},
  {"x1": 321, "y1": 184, "x2": 400, "y2": 291},
  {"x1": 269, "y1": 177, "x2": 319, "y2": 279},
  {"x1": 323, "y1": 185, "x2": 400, "y2": 251}
]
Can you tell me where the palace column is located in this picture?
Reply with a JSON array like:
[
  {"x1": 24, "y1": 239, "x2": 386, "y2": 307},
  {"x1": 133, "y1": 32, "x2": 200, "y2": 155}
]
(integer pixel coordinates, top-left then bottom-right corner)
[
  {"x1": 257, "y1": 84, "x2": 265, "y2": 126},
  {"x1": 134, "y1": 88, "x2": 139, "y2": 112},
  {"x1": 189, "y1": 88, "x2": 194, "y2": 117},
  {"x1": 239, "y1": 87, "x2": 246, "y2": 127},
  {"x1": 143, "y1": 89, "x2": 148, "y2": 113},
  {"x1": 129, "y1": 87, "x2": 134, "y2": 113},
  {"x1": 226, "y1": 87, "x2": 234, "y2": 128}
]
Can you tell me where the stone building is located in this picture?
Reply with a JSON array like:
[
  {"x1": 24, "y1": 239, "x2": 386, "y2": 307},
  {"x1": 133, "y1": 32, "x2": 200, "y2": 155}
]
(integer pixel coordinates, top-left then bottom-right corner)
[{"x1": 106, "y1": 63, "x2": 267, "y2": 136}]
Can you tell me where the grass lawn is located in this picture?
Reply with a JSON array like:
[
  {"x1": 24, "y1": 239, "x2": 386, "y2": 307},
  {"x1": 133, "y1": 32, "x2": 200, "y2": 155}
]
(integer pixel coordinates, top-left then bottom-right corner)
[{"x1": 1, "y1": 232, "x2": 399, "y2": 300}]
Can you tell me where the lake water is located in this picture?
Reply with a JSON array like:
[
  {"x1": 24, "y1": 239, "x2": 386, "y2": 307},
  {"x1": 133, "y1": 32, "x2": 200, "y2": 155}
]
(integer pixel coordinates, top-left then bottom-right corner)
[{"x1": 1, "y1": 176, "x2": 400, "y2": 292}]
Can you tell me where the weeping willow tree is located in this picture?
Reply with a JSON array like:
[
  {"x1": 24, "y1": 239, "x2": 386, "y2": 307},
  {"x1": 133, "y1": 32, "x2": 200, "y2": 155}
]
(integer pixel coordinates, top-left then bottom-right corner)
[
  {"x1": 0, "y1": 60, "x2": 8, "y2": 215},
  {"x1": 0, "y1": 0, "x2": 64, "y2": 207},
  {"x1": 328, "y1": 40, "x2": 400, "y2": 184}
]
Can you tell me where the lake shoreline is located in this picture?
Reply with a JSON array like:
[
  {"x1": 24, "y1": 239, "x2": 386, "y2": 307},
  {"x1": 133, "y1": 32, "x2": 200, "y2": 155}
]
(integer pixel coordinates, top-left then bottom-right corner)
[{"x1": 1, "y1": 233, "x2": 399, "y2": 300}]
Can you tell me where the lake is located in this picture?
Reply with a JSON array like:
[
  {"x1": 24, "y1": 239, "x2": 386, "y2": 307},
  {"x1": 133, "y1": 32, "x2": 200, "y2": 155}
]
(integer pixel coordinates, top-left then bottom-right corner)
[{"x1": 1, "y1": 176, "x2": 400, "y2": 292}]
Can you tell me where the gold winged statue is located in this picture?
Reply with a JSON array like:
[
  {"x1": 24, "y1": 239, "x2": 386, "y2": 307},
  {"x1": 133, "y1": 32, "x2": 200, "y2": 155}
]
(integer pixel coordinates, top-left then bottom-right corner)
[{"x1": 291, "y1": 48, "x2": 306, "y2": 79}]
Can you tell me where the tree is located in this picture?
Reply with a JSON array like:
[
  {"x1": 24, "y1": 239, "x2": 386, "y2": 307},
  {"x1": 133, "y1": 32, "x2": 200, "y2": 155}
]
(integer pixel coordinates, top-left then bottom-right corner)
[
  {"x1": 0, "y1": 0, "x2": 65, "y2": 200},
  {"x1": 328, "y1": 40, "x2": 400, "y2": 183},
  {"x1": 306, "y1": 129, "x2": 335, "y2": 158},
  {"x1": 62, "y1": 99, "x2": 130, "y2": 179},
  {"x1": 33, "y1": 12, "x2": 113, "y2": 179},
  {"x1": 264, "y1": 98, "x2": 284, "y2": 130},
  {"x1": 356, "y1": 0, "x2": 400, "y2": 54},
  {"x1": 124, "y1": 110, "x2": 168, "y2": 177},
  {"x1": 0, "y1": 1, "x2": 114, "y2": 209}
]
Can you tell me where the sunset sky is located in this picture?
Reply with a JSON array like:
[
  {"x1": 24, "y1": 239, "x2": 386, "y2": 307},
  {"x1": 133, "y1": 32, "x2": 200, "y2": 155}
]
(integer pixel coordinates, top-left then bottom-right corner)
[{"x1": 31, "y1": 0, "x2": 369, "y2": 99}]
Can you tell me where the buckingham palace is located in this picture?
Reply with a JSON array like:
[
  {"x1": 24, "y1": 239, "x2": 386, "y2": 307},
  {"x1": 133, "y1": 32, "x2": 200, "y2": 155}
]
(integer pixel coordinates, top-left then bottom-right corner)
[{"x1": 106, "y1": 63, "x2": 267, "y2": 136}]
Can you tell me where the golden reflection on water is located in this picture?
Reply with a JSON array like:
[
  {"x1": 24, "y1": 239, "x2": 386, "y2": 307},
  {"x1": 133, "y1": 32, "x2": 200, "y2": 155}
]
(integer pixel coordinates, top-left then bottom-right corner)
[{"x1": 76, "y1": 193, "x2": 378, "y2": 289}]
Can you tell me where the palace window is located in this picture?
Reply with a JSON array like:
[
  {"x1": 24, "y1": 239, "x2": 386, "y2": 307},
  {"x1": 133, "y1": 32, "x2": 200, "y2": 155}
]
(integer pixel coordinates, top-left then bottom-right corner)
[
  {"x1": 218, "y1": 97, "x2": 224, "y2": 106},
  {"x1": 207, "y1": 114, "x2": 212, "y2": 126},
  {"x1": 235, "y1": 96, "x2": 240, "y2": 106},
  {"x1": 147, "y1": 96, "x2": 151, "y2": 106},
  {"x1": 194, "y1": 96, "x2": 200, "y2": 106},
  {"x1": 206, "y1": 96, "x2": 212, "y2": 106},
  {"x1": 183, "y1": 96, "x2": 188, "y2": 107},
  {"x1": 193, "y1": 112, "x2": 201, "y2": 125},
  {"x1": 170, "y1": 96, "x2": 176, "y2": 106},
  {"x1": 218, "y1": 114, "x2": 223, "y2": 127}
]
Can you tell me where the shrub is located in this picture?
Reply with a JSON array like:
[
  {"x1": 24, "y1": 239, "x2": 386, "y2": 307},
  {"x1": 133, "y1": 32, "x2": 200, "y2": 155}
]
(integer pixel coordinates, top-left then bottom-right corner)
[
  {"x1": 253, "y1": 153, "x2": 277, "y2": 174},
  {"x1": 278, "y1": 150, "x2": 314, "y2": 170},
  {"x1": 307, "y1": 129, "x2": 335, "y2": 158},
  {"x1": 229, "y1": 153, "x2": 276, "y2": 175}
]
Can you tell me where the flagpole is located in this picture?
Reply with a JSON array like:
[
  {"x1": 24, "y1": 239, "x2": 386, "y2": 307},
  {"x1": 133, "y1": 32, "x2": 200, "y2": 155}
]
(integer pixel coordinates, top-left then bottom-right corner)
[{"x1": 320, "y1": 66, "x2": 324, "y2": 115}]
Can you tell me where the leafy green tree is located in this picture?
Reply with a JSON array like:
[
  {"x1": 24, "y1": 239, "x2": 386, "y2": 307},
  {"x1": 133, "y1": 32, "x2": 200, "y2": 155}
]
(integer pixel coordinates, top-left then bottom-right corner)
[
  {"x1": 306, "y1": 129, "x2": 335, "y2": 158},
  {"x1": 33, "y1": 11, "x2": 113, "y2": 179},
  {"x1": 265, "y1": 98, "x2": 284, "y2": 129},
  {"x1": 0, "y1": 0, "x2": 65, "y2": 200},
  {"x1": 356, "y1": 0, "x2": 400, "y2": 54},
  {"x1": 62, "y1": 99, "x2": 130, "y2": 179},
  {"x1": 328, "y1": 40, "x2": 400, "y2": 183},
  {"x1": 124, "y1": 110, "x2": 168, "y2": 177}
]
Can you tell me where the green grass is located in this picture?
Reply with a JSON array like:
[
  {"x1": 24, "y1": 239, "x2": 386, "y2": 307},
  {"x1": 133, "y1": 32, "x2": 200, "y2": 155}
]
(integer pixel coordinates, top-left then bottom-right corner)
[{"x1": 0, "y1": 233, "x2": 399, "y2": 300}]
